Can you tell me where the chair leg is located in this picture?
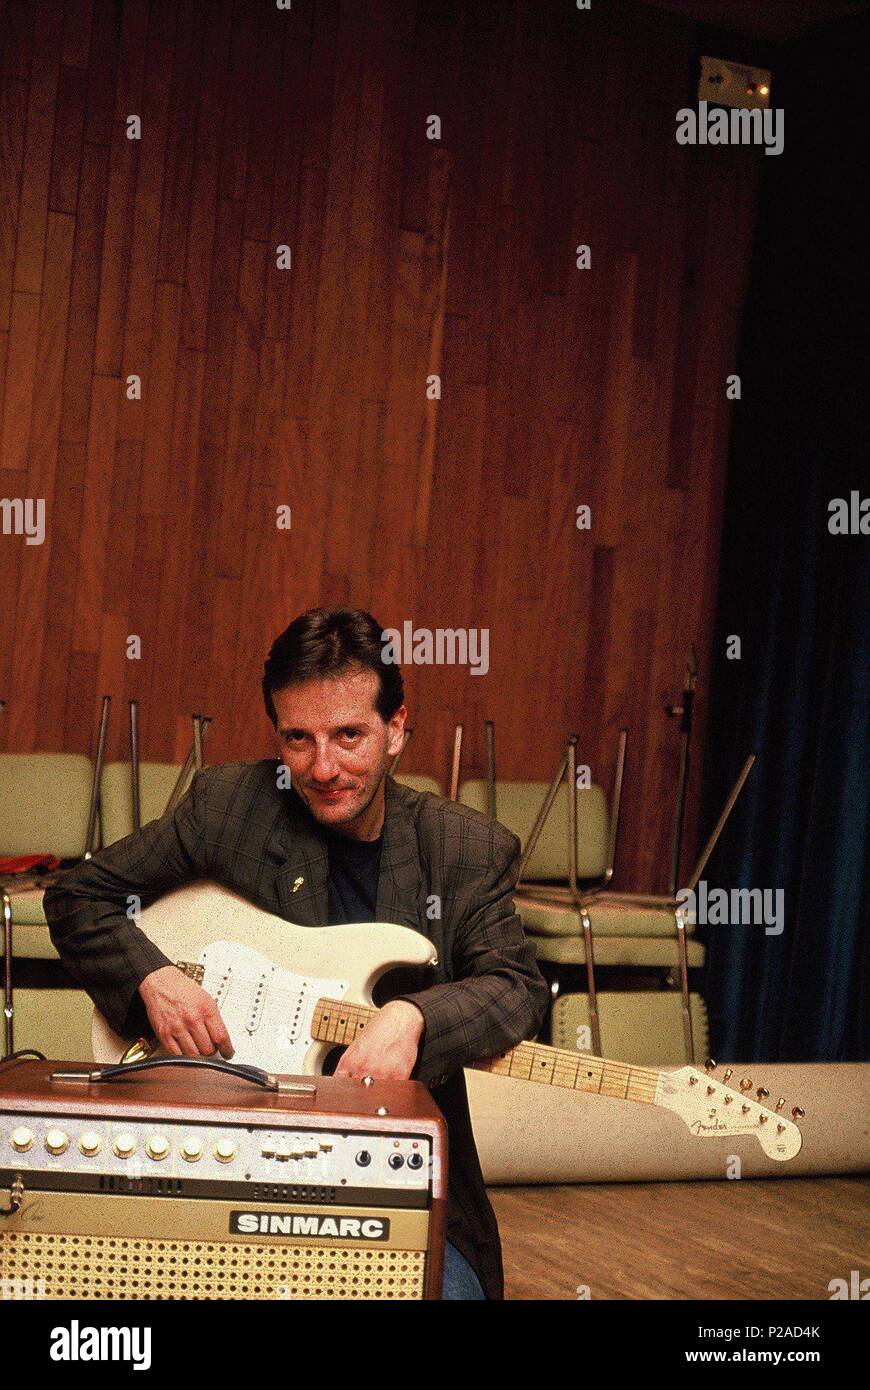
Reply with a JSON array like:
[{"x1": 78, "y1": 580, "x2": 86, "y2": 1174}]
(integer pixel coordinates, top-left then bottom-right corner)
[
  {"x1": 448, "y1": 723, "x2": 463, "y2": 802},
  {"x1": 3, "y1": 890, "x2": 13, "y2": 1056},
  {"x1": 532, "y1": 965, "x2": 563, "y2": 1043},
  {"x1": 85, "y1": 693, "x2": 111, "y2": 858},
  {"x1": 565, "y1": 738, "x2": 601, "y2": 1055},
  {"x1": 674, "y1": 905, "x2": 694, "y2": 1062},
  {"x1": 517, "y1": 739, "x2": 572, "y2": 889},
  {"x1": 579, "y1": 906, "x2": 602, "y2": 1055},
  {"x1": 484, "y1": 720, "x2": 496, "y2": 819}
]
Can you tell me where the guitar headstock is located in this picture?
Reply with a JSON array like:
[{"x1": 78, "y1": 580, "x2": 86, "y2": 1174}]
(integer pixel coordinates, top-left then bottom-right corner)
[{"x1": 655, "y1": 1059, "x2": 804, "y2": 1161}]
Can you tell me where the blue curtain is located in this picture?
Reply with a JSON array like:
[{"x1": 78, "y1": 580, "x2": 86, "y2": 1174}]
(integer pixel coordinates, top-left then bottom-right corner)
[{"x1": 700, "y1": 16, "x2": 870, "y2": 1062}]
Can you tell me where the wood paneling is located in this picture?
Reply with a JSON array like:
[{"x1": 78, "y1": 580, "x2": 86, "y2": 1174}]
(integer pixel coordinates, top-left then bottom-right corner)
[{"x1": 0, "y1": 0, "x2": 765, "y2": 891}]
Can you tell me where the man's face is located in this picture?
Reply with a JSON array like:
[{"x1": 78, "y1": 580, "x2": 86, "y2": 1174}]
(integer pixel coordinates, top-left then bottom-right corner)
[{"x1": 271, "y1": 668, "x2": 405, "y2": 838}]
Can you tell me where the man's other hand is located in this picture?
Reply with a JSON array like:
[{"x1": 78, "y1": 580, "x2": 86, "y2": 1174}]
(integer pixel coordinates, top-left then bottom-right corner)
[
  {"x1": 333, "y1": 1000, "x2": 424, "y2": 1082},
  {"x1": 138, "y1": 965, "x2": 234, "y2": 1059}
]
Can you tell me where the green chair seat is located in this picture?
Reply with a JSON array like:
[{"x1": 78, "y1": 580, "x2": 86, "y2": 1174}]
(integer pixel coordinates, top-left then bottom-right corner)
[
  {"x1": 551, "y1": 990, "x2": 709, "y2": 1066},
  {"x1": 527, "y1": 932, "x2": 705, "y2": 968},
  {"x1": 2, "y1": 886, "x2": 49, "y2": 927},
  {"x1": 100, "y1": 761, "x2": 192, "y2": 846},
  {"x1": 394, "y1": 774, "x2": 443, "y2": 798},
  {"x1": 0, "y1": 986, "x2": 93, "y2": 1058},
  {"x1": 461, "y1": 779, "x2": 609, "y2": 880},
  {"x1": 0, "y1": 906, "x2": 59, "y2": 959},
  {"x1": 518, "y1": 895, "x2": 695, "y2": 938},
  {"x1": 0, "y1": 752, "x2": 94, "y2": 858}
]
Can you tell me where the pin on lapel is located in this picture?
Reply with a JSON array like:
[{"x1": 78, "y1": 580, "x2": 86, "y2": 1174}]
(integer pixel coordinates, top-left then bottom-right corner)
[{"x1": 291, "y1": 876, "x2": 305, "y2": 893}]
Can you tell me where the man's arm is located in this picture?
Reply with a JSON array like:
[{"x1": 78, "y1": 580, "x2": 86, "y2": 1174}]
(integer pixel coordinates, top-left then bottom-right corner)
[
  {"x1": 392, "y1": 828, "x2": 549, "y2": 1086},
  {"x1": 43, "y1": 772, "x2": 213, "y2": 1041}
]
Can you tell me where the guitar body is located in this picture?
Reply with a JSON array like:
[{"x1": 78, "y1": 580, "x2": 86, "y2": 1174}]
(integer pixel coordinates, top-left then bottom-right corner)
[{"x1": 91, "y1": 881, "x2": 438, "y2": 1073}]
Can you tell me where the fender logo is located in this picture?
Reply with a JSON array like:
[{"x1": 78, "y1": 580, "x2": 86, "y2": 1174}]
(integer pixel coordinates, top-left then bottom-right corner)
[{"x1": 690, "y1": 1118, "x2": 729, "y2": 1135}]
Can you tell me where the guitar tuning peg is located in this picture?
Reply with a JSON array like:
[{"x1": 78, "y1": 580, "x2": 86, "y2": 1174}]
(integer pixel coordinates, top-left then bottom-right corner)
[
  {"x1": 704, "y1": 1058, "x2": 717, "y2": 1073},
  {"x1": 775, "y1": 1097, "x2": 786, "y2": 1112},
  {"x1": 791, "y1": 1105, "x2": 805, "y2": 1120},
  {"x1": 740, "y1": 1077, "x2": 753, "y2": 1092},
  {"x1": 723, "y1": 1067, "x2": 733, "y2": 1082},
  {"x1": 756, "y1": 1086, "x2": 769, "y2": 1101}
]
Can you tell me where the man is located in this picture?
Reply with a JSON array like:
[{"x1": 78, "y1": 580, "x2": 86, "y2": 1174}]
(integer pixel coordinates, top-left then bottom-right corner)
[{"x1": 44, "y1": 607, "x2": 549, "y2": 1300}]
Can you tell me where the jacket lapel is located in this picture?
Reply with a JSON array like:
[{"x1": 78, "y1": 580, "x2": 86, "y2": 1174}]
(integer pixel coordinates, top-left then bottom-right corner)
[
  {"x1": 274, "y1": 843, "x2": 329, "y2": 924},
  {"x1": 376, "y1": 777, "x2": 425, "y2": 931},
  {"x1": 272, "y1": 788, "x2": 330, "y2": 924}
]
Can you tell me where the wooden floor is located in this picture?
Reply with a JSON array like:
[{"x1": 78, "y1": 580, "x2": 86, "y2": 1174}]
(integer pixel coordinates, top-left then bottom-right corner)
[{"x1": 490, "y1": 1176, "x2": 870, "y2": 1300}]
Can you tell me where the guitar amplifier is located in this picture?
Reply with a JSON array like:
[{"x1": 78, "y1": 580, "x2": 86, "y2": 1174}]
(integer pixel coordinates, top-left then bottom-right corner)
[{"x1": 0, "y1": 1058, "x2": 447, "y2": 1301}]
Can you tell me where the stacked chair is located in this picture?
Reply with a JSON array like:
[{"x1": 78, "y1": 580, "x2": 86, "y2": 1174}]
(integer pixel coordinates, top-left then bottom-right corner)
[
  {"x1": 100, "y1": 760, "x2": 197, "y2": 847},
  {"x1": 0, "y1": 751, "x2": 98, "y2": 1057},
  {"x1": 393, "y1": 774, "x2": 443, "y2": 797},
  {"x1": 1, "y1": 700, "x2": 207, "y2": 1059},
  {"x1": 458, "y1": 723, "x2": 750, "y2": 1065},
  {"x1": 389, "y1": 726, "x2": 444, "y2": 800}
]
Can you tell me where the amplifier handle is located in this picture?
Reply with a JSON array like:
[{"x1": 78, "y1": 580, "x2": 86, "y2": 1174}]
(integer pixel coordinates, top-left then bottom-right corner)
[{"x1": 50, "y1": 1057, "x2": 315, "y2": 1095}]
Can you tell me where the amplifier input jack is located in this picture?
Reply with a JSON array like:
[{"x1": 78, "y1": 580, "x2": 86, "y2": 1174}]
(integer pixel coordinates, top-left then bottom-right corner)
[{"x1": 0, "y1": 1173, "x2": 24, "y2": 1217}]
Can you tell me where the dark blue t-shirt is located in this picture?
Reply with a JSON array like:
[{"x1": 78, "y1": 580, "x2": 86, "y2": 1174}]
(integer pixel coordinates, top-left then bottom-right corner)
[{"x1": 325, "y1": 829, "x2": 382, "y2": 924}]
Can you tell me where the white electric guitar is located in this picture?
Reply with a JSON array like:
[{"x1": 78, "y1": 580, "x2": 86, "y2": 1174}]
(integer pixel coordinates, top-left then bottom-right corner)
[{"x1": 91, "y1": 883, "x2": 804, "y2": 1161}]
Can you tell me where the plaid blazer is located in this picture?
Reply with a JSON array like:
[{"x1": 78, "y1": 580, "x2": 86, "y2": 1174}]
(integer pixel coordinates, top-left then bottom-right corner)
[{"x1": 43, "y1": 762, "x2": 549, "y2": 1300}]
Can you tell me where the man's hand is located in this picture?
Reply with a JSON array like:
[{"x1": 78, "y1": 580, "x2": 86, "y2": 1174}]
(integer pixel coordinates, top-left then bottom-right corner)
[
  {"x1": 138, "y1": 965, "x2": 234, "y2": 1059},
  {"x1": 333, "y1": 1000, "x2": 424, "y2": 1082}
]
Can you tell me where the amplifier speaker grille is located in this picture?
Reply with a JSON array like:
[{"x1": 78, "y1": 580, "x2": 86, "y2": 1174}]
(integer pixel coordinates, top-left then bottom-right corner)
[{"x1": 1, "y1": 1232, "x2": 426, "y2": 1300}]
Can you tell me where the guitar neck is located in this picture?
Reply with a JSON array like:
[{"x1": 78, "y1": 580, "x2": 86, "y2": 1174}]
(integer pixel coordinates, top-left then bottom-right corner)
[{"x1": 311, "y1": 997, "x2": 663, "y2": 1105}]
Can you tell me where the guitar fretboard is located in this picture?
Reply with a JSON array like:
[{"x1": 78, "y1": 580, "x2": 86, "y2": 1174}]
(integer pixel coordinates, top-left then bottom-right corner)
[{"x1": 311, "y1": 997, "x2": 662, "y2": 1104}]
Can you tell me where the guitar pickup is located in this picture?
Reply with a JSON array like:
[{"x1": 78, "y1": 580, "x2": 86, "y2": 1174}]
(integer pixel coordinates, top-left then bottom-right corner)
[{"x1": 246, "y1": 971, "x2": 269, "y2": 1034}]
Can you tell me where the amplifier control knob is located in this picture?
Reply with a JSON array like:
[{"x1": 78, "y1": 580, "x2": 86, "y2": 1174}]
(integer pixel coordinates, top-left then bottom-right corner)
[
  {"x1": 10, "y1": 1126, "x2": 34, "y2": 1153},
  {"x1": 113, "y1": 1133, "x2": 137, "y2": 1159},
  {"x1": 214, "y1": 1138, "x2": 236, "y2": 1164},
  {"x1": 181, "y1": 1139, "x2": 203, "y2": 1163},
  {"x1": 388, "y1": 1153, "x2": 405, "y2": 1169},
  {"x1": 45, "y1": 1128, "x2": 70, "y2": 1155},
  {"x1": 407, "y1": 1153, "x2": 424, "y2": 1170},
  {"x1": 355, "y1": 1150, "x2": 372, "y2": 1167},
  {"x1": 146, "y1": 1136, "x2": 170, "y2": 1161},
  {"x1": 79, "y1": 1131, "x2": 101, "y2": 1157}
]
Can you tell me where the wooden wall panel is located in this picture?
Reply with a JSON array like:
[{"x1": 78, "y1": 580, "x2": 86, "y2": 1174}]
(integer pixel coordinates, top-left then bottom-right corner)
[{"x1": 0, "y1": 0, "x2": 767, "y2": 891}]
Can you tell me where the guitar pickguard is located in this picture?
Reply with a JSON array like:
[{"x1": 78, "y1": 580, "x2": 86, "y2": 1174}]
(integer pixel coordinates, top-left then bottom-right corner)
[{"x1": 197, "y1": 940, "x2": 349, "y2": 1073}]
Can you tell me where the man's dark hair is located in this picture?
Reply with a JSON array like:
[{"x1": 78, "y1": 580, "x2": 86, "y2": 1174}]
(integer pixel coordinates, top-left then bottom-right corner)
[{"x1": 262, "y1": 608, "x2": 404, "y2": 726}]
